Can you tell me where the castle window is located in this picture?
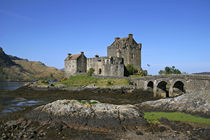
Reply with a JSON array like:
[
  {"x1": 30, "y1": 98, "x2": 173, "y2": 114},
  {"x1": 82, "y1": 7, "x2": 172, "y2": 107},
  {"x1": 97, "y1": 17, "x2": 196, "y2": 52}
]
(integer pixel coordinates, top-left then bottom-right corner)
[
  {"x1": 131, "y1": 53, "x2": 134, "y2": 59},
  {"x1": 99, "y1": 68, "x2": 102, "y2": 74}
]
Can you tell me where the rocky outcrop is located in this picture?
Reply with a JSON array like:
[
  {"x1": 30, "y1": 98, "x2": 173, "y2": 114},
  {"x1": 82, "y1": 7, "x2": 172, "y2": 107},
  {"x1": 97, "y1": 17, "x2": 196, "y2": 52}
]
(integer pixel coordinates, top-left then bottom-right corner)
[
  {"x1": 27, "y1": 100, "x2": 147, "y2": 131},
  {"x1": 140, "y1": 90, "x2": 210, "y2": 117}
]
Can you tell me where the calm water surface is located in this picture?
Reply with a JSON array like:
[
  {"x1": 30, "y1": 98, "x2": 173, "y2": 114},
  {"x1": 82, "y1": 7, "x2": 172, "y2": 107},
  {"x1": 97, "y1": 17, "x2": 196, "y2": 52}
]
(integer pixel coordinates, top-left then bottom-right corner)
[
  {"x1": 0, "y1": 82, "x2": 43, "y2": 117},
  {"x1": 0, "y1": 81, "x2": 26, "y2": 91}
]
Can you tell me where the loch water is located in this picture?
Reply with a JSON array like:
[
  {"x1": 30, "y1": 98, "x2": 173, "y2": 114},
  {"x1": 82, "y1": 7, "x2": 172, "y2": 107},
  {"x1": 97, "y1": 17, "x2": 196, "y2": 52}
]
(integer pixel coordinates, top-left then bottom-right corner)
[
  {"x1": 0, "y1": 81, "x2": 26, "y2": 91},
  {"x1": 0, "y1": 82, "x2": 42, "y2": 117}
]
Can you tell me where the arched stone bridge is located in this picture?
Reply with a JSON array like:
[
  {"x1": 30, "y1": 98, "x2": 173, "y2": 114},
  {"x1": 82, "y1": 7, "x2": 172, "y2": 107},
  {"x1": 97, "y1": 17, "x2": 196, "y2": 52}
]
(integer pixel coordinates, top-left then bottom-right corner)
[{"x1": 131, "y1": 74, "x2": 210, "y2": 97}]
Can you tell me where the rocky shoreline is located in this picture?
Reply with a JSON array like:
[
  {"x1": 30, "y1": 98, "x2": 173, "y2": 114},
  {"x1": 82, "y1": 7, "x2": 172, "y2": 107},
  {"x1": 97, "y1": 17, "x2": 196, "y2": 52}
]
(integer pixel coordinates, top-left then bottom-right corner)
[
  {"x1": 0, "y1": 99, "x2": 210, "y2": 140},
  {"x1": 0, "y1": 84, "x2": 210, "y2": 139},
  {"x1": 139, "y1": 90, "x2": 210, "y2": 118}
]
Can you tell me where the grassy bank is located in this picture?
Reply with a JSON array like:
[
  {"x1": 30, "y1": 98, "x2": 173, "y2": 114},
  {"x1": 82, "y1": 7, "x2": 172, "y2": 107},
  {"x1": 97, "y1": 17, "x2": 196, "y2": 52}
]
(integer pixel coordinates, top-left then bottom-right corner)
[
  {"x1": 58, "y1": 75, "x2": 130, "y2": 87},
  {"x1": 144, "y1": 112, "x2": 210, "y2": 125}
]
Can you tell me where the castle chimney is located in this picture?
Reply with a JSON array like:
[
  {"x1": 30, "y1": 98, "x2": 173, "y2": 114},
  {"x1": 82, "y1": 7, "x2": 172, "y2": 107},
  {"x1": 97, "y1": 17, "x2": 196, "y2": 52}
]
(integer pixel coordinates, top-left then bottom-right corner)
[
  {"x1": 128, "y1": 34, "x2": 133, "y2": 43},
  {"x1": 128, "y1": 34, "x2": 133, "y2": 39},
  {"x1": 81, "y1": 52, "x2": 84, "y2": 55},
  {"x1": 115, "y1": 37, "x2": 120, "y2": 41},
  {"x1": 68, "y1": 53, "x2": 72, "y2": 57}
]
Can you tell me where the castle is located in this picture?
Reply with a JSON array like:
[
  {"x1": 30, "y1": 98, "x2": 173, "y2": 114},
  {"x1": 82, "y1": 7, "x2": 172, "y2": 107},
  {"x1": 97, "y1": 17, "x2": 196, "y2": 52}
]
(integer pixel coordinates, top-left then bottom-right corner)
[{"x1": 64, "y1": 34, "x2": 142, "y2": 77}]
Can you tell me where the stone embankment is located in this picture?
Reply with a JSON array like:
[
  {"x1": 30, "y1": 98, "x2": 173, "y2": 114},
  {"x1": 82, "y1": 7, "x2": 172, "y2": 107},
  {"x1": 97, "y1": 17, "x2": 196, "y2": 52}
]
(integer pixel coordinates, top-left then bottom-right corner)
[
  {"x1": 27, "y1": 100, "x2": 147, "y2": 131},
  {"x1": 27, "y1": 82, "x2": 136, "y2": 93},
  {"x1": 140, "y1": 90, "x2": 210, "y2": 117}
]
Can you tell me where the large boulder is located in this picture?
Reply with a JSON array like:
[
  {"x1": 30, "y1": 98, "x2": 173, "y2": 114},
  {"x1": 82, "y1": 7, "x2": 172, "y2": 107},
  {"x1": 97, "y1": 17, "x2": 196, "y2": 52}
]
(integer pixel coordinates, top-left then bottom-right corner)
[
  {"x1": 140, "y1": 90, "x2": 210, "y2": 117},
  {"x1": 27, "y1": 100, "x2": 147, "y2": 131}
]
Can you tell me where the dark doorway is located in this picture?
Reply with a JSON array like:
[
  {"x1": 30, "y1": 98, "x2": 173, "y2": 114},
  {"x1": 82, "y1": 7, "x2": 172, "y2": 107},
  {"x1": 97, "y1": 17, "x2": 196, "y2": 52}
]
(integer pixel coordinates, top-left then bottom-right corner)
[{"x1": 99, "y1": 68, "x2": 102, "y2": 74}]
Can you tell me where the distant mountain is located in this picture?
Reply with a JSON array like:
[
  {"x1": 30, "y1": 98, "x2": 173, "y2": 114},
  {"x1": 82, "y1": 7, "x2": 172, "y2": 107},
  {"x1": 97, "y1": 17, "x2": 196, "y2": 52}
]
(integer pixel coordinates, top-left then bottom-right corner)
[
  {"x1": 0, "y1": 47, "x2": 64, "y2": 81},
  {"x1": 193, "y1": 72, "x2": 210, "y2": 75},
  {"x1": 0, "y1": 47, "x2": 16, "y2": 66}
]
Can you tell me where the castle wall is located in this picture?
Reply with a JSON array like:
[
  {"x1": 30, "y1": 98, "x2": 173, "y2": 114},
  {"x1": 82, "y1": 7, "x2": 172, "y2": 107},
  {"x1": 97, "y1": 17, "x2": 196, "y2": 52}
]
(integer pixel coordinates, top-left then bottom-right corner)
[
  {"x1": 64, "y1": 53, "x2": 87, "y2": 78},
  {"x1": 87, "y1": 57, "x2": 124, "y2": 77},
  {"x1": 77, "y1": 55, "x2": 87, "y2": 73},
  {"x1": 64, "y1": 60, "x2": 77, "y2": 78}
]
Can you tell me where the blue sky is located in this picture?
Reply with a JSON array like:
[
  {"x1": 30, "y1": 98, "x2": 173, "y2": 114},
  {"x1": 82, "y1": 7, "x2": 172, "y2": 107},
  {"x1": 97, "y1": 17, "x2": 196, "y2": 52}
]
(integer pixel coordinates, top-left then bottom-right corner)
[{"x1": 0, "y1": 0, "x2": 210, "y2": 75}]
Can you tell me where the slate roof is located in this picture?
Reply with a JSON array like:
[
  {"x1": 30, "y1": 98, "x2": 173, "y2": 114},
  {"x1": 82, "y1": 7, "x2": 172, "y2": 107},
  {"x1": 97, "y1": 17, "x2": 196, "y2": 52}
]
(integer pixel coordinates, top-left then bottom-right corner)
[
  {"x1": 109, "y1": 37, "x2": 138, "y2": 47},
  {"x1": 65, "y1": 54, "x2": 81, "y2": 61}
]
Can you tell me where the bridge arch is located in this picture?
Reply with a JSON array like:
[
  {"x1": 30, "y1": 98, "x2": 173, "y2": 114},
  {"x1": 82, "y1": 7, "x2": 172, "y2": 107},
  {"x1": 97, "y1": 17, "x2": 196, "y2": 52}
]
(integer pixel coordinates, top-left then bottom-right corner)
[
  {"x1": 156, "y1": 81, "x2": 169, "y2": 97},
  {"x1": 146, "y1": 81, "x2": 154, "y2": 92},
  {"x1": 147, "y1": 81, "x2": 154, "y2": 88},
  {"x1": 170, "y1": 80, "x2": 185, "y2": 96}
]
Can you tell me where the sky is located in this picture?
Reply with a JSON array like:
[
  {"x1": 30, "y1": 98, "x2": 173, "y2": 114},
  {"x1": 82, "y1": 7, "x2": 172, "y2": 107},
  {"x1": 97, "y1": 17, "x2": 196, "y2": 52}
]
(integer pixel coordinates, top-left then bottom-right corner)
[{"x1": 0, "y1": 0, "x2": 210, "y2": 75}]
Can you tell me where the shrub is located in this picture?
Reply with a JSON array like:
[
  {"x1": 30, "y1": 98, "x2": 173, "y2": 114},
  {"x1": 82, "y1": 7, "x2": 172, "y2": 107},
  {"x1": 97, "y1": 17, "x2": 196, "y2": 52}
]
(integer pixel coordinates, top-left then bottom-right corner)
[
  {"x1": 106, "y1": 80, "x2": 113, "y2": 86},
  {"x1": 60, "y1": 77, "x2": 68, "y2": 82},
  {"x1": 138, "y1": 69, "x2": 148, "y2": 76},
  {"x1": 125, "y1": 64, "x2": 138, "y2": 75},
  {"x1": 159, "y1": 66, "x2": 181, "y2": 75},
  {"x1": 87, "y1": 68, "x2": 95, "y2": 76},
  {"x1": 128, "y1": 79, "x2": 134, "y2": 85}
]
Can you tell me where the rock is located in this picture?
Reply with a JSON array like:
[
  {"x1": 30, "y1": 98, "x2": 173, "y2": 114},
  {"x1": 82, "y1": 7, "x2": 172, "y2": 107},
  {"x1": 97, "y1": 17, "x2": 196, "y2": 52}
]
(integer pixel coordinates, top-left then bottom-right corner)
[
  {"x1": 28, "y1": 100, "x2": 148, "y2": 131},
  {"x1": 158, "y1": 117, "x2": 170, "y2": 124},
  {"x1": 54, "y1": 84, "x2": 67, "y2": 89},
  {"x1": 136, "y1": 130, "x2": 143, "y2": 135},
  {"x1": 140, "y1": 90, "x2": 210, "y2": 116}
]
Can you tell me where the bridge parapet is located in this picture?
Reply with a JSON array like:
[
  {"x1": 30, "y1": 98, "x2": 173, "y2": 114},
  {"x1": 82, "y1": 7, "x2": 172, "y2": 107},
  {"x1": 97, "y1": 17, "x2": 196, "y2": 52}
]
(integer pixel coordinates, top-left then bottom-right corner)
[
  {"x1": 131, "y1": 74, "x2": 210, "y2": 81},
  {"x1": 131, "y1": 74, "x2": 210, "y2": 98}
]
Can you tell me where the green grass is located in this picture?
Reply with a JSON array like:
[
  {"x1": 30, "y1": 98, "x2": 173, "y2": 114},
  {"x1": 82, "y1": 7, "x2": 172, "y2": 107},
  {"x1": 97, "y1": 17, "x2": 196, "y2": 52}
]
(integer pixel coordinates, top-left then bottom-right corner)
[
  {"x1": 79, "y1": 100, "x2": 99, "y2": 104},
  {"x1": 130, "y1": 75, "x2": 143, "y2": 78},
  {"x1": 58, "y1": 75, "x2": 129, "y2": 87},
  {"x1": 144, "y1": 112, "x2": 210, "y2": 125}
]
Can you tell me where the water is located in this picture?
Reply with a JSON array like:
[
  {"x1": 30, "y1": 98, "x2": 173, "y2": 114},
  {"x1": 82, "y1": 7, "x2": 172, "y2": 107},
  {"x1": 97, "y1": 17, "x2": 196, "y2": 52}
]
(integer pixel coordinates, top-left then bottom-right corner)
[
  {"x1": 1, "y1": 100, "x2": 41, "y2": 115},
  {"x1": 0, "y1": 82, "x2": 43, "y2": 116},
  {"x1": 0, "y1": 81, "x2": 26, "y2": 91}
]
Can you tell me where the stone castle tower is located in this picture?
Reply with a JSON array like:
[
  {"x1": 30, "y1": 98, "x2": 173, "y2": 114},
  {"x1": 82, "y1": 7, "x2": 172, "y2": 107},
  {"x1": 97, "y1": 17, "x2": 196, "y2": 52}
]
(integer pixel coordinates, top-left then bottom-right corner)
[
  {"x1": 107, "y1": 34, "x2": 142, "y2": 69},
  {"x1": 65, "y1": 34, "x2": 142, "y2": 77}
]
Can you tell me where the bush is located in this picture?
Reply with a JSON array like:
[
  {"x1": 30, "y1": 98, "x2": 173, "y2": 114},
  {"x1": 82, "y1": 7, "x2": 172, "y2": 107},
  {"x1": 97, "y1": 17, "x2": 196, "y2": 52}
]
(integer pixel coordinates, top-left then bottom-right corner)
[
  {"x1": 87, "y1": 68, "x2": 95, "y2": 76},
  {"x1": 138, "y1": 69, "x2": 148, "y2": 76},
  {"x1": 159, "y1": 66, "x2": 181, "y2": 75},
  {"x1": 106, "y1": 80, "x2": 113, "y2": 86},
  {"x1": 60, "y1": 77, "x2": 67, "y2": 82},
  {"x1": 125, "y1": 64, "x2": 138, "y2": 75},
  {"x1": 125, "y1": 64, "x2": 148, "y2": 77}
]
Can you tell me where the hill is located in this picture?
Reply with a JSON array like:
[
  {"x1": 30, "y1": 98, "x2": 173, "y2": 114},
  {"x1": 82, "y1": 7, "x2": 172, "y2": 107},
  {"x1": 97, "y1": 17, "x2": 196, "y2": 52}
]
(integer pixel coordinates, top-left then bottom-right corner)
[
  {"x1": 0, "y1": 47, "x2": 64, "y2": 81},
  {"x1": 193, "y1": 72, "x2": 210, "y2": 75}
]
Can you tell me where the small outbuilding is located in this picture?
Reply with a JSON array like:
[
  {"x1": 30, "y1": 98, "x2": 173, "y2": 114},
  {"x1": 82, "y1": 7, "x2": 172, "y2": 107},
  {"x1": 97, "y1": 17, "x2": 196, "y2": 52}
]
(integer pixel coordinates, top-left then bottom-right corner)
[{"x1": 64, "y1": 52, "x2": 87, "y2": 78}]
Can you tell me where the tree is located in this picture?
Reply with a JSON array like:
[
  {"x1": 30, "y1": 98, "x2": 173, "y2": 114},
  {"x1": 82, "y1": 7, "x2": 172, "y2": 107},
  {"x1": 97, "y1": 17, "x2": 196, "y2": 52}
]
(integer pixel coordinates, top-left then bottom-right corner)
[
  {"x1": 87, "y1": 68, "x2": 95, "y2": 76},
  {"x1": 125, "y1": 64, "x2": 148, "y2": 77},
  {"x1": 125, "y1": 64, "x2": 138, "y2": 75},
  {"x1": 159, "y1": 66, "x2": 181, "y2": 75}
]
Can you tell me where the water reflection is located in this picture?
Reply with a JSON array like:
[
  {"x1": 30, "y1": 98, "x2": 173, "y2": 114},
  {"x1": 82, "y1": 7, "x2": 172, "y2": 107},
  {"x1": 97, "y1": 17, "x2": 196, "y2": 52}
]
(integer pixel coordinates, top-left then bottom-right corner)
[
  {"x1": 0, "y1": 82, "x2": 26, "y2": 90},
  {"x1": 1, "y1": 99, "x2": 42, "y2": 116},
  {"x1": 14, "y1": 100, "x2": 40, "y2": 106}
]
